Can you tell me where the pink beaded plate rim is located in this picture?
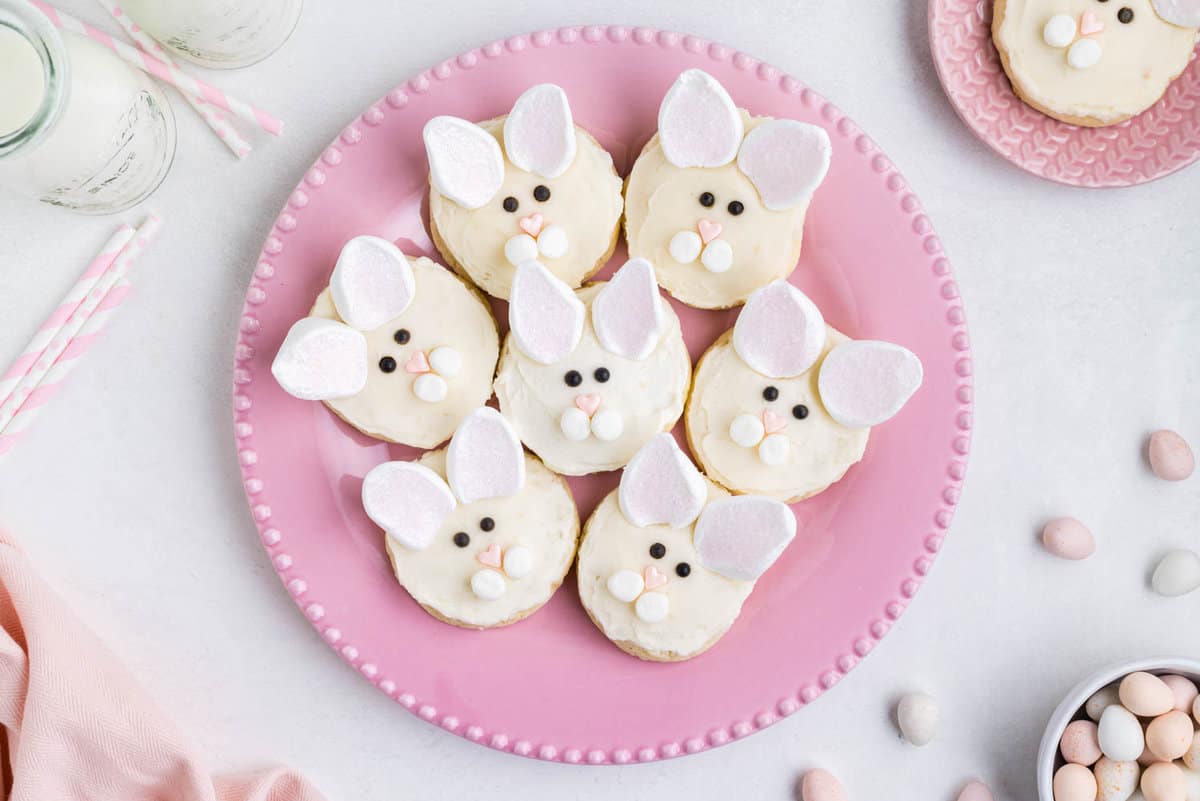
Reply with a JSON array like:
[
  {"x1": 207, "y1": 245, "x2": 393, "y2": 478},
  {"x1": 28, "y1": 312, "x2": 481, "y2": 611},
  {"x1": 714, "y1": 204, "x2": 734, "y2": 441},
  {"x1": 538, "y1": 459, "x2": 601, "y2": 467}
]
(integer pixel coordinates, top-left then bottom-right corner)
[{"x1": 232, "y1": 25, "x2": 974, "y2": 764}]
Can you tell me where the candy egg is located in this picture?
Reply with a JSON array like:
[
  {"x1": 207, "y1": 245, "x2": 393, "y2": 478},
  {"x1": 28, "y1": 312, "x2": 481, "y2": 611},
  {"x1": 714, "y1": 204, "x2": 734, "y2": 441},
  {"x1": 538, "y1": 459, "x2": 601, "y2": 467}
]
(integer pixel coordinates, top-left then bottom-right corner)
[
  {"x1": 1056, "y1": 763, "x2": 1099, "y2": 801},
  {"x1": 1042, "y1": 517, "x2": 1096, "y2": 560},
  {"x1": 1148, "y1": 430, "x2": 1195, "y2": 481},
  {"x1": 801, "y1": 768, "x2": 846, "y2": 801},
  {"x1": 1179, "y1": 762, "x2": 1200, "y2": 801},
  {"x1": 1142, "y1": 761, "x2": 1186, "y2": 801},
  {"x1": 1185, "y1": 731, "x2": 1200, "y2": 769},
  {"x1": 897, "y1": 692, "x2": 939, "y2": 746},
  {"x1": 1152, "y1": 551, "x2": 1200, "y2": 598},
  {"x1": 1194, "y1": 695, "x2": 1200, "y2": 726},
  {"x1": 1089, "y1": 684, "x2": 1123, "y2": 721},
  {"x1": 1124, "y1": 673, "x2": 1179, "y2": 717},
  {"x1": 956, "y1": 780, "x2": 994, "y2": 801},
  {"x1": 1147, "y1": 711, "x2": 1195, "y2": 761},
  {"x1": 1102, "y1": 705, "x2": 1148, "y2": 762},
  {"x1": 1144, "y1": 744, "x2": 1167, "y2": 767},
  {"x1": 1095, "y1": 757, "x2": 1142, "y2": 801},
  {"x1": 1162, "y1": 676, "x2": 1200, "y2": 713},
  {"x1": 1061, "y1": 719, "x2": 1103, "y2": 765}
]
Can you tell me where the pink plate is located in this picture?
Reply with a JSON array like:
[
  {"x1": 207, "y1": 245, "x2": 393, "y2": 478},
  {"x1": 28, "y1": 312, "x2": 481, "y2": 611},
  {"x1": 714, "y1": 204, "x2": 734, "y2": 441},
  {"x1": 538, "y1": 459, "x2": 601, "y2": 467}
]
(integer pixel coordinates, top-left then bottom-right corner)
[
  {"x1": 929, "y1": 0, "x2": 1200, "y2": 187},
  {"x1": 234, "y1": 26, "x2": 973, "y2": 764}
]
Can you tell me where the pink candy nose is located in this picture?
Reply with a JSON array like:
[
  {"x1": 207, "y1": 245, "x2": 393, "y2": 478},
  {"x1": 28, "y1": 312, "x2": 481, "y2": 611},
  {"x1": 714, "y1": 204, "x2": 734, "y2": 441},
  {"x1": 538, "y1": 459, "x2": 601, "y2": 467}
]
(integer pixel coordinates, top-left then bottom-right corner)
[
  {"x1": 519, "y1": 213, "x2": 545, "y2": 237},
  {"x1": 574, "y1": 393, "x2": 601, "y2": 417},
  {"x1": 405, "y1": 350, "x2": 430, "y2": 374},
  {"x1": 762, "y1": 409, "x2": 787, "y2": 434},
  {"x1": 697, "y1": 218, "x2": 722, "y2": 244},
  {"x1": 477, "y1": 543, "x2": 503, "y2": 568},
  {"x1": 1079, "y1": 10, "x2": 1104, "y2": 35},
  {"x1": 643, "y1": 565, "x2": 668, "y2": 590}
]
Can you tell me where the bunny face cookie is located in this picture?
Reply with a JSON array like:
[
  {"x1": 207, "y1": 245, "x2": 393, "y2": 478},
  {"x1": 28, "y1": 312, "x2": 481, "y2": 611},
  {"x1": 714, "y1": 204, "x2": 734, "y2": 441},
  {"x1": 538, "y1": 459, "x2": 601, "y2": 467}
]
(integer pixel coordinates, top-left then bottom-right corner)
[
  {"x1": 424, "y1": 84, "x2": 625, "y2": 300},
  {"x1": 363, "y1": 407, "x2": 579, "y2": 629},
  {"x1": 271, "y1": 236, "x2": 499, "y2": 449},
  {"x1": 493, "y1": 259, "x2": 692, "y2": 476},
  {"x1": 623, "y1": 69, "x2": 832, "y2": 309},
  {"x1": 993, "y1": 0, "x2": 1200, "y2": 126},
  {"x1": 577, "y1": 434, "x2": 797, "y2": 661},
  {"x1": 686, "y1": 281, "x2": 923, "y2": 503}
]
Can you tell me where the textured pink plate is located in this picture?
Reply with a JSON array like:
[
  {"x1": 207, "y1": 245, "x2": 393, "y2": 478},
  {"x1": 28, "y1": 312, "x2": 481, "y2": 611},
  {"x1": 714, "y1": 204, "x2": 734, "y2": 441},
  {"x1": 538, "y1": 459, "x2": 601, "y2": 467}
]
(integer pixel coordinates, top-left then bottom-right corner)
[
  {"x1": 929, "y1": 0, "x2": 1200, "y2": 187},
  {"x1": 233, "y1": 26, "x2": 973, "y2": 764}
]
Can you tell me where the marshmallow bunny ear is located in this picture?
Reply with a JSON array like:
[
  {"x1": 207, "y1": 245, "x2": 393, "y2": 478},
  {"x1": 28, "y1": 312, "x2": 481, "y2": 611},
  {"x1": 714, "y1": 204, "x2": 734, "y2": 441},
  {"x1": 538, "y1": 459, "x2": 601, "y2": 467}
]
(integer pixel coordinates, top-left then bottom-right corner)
[
  {"x1": 271, "y1": 317, "x2": 368, "y2": 401},
  {"x1": 362, "y1": 461, "x2": 456, "y2": 551},
  {"x1": 693, "y1": 496, "x2": 797, "y2": 582},
  {"x1": 446, "y1": 407, "x2": 526, "y2": 504},
  {"x1": 658, "y1": 69, "x2": 744, "y2": 169},
  {"x1": 818, "y1": 340, "x2": 923, "y2": 428},
  {"x1": 619, "y1": 434, "x2": 707, "y2": 529},
  {"x1": 330, "y1": 236, "x2": 416, "y2": 331},
  {"x1": 508, "y1": 260, "x2": 585, "y2": 364},
  {"x1": 733, "y1": 281, "x2": 827, "y2": 379},
  {"x1": 1152, "y1": 0, "x2": 1200, "y2": 26},
  {"x1": 423, "y1": 116, "x2": 505, "y2": 210},
  {"x1": 503, "y1": 84, "x2": 578, "y2": 178},
  {"x1": 591, "y1": 258, "x2": 665, "y2": 361},
  {"x1": 737, "y1": 120, "x2": 832, "y2": 211}
]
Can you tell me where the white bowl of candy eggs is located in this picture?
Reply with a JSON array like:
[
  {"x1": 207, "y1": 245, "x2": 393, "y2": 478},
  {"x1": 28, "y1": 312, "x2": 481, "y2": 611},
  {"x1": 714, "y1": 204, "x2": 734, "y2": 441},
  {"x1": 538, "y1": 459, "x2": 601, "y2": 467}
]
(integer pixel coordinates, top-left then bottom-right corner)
[{"x1": 1038, "y1": 658, "x2": 1200, "y2": 801}]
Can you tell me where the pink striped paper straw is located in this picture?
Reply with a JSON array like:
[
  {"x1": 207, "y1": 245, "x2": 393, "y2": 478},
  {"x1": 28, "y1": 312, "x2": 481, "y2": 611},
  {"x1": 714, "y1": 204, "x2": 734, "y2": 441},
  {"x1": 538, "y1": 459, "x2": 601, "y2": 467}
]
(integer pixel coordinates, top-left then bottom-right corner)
[
  {"x1": 0, "y1": 213, "x2": 162, "y2": 439},
  {"x1": 0, "y1": 224, "x2": 134, "y2": 409},
  {"x1": 95, "y1": 0, "x2": 252, "y2": 159},
  {"x1": 30, "y1": 2, "x2": 283, "y2": 137}
]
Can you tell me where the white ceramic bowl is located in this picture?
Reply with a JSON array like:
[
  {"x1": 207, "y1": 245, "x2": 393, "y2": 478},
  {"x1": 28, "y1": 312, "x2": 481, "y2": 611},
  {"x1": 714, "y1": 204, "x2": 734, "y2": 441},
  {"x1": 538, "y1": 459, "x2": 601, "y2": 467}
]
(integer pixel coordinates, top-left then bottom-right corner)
[{"x1": 1037, "y1": 656, "x2": 1200, "y2": 801}]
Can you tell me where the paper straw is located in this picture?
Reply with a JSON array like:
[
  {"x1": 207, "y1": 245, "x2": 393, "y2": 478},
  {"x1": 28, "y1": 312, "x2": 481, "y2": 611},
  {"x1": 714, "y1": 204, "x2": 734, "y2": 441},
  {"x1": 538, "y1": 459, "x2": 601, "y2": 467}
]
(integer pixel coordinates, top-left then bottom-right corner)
[
  {"x1": 0, "y1": 213, "x2": 162, "y2": 439},
  {"x1": 0, "y1": 224, "x2": 134, "y2": 409},
  {"x1": 94, "y1": 0, "x2": 252, "y2": 159},
  {"x1": 30, "y1": 2, "x2": 283, "y2": 137}
]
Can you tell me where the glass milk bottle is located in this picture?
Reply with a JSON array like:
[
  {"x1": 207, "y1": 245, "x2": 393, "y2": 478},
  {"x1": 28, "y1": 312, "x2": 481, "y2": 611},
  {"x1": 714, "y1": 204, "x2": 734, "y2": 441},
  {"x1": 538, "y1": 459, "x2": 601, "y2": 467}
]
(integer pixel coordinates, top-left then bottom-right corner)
[
  {"x1": 0, "y1": 0, "x2": 176, "y2": 214},
  {"x1": 119, "y1": 0, "x2": 302, "y2": 69}
]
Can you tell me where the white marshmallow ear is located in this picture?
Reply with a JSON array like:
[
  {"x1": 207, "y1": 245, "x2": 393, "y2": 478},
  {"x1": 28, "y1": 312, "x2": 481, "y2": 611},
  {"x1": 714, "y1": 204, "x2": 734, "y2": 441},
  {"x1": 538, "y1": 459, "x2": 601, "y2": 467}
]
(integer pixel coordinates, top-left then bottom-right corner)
[
  {"x1": 619, "y1": 434, "x2": 707, "y2": 529},
  {"x1": 693, "y1": 496, "x2": 797, "y2": 582},
  {"x1": 362, "y1": 462, "x2": 456, "y2": 551},
  {"x1": 658, "y1": 69, "x2": 744, "y2": 169},
  {"x1": 503, "y1": 84, "x2": 577, "y2": 179},
  {"x1": 733, "y1": 281, "x2": 827, "y2": 379},
  {"x1": 423, "y1": 116, "x2": 505, "y2": 210},
  {"x1": 330, "y1": 236, "x2": 416, "y2": 331},
  {"x1": 508, "y1": 260, "x2": 585, "y2": 365},
  {"x1": 591, "y1": 258, "x2": 665, "y2": 361},
  {"x1": 271, "y1": 317, "x2": 368, "y2": 401},
  {"x1": 1152, "y1": 0, "x2": 1200, "y2": 26},
  {"x1": 818, "y1": 340, "x2": 923, "y2": 428},
  {"x1": 446, "y1": 407, "x2": 526, "y2": 504},
  {"x1": 737, "y1": 120, "x2": 832, "y2": 211}
]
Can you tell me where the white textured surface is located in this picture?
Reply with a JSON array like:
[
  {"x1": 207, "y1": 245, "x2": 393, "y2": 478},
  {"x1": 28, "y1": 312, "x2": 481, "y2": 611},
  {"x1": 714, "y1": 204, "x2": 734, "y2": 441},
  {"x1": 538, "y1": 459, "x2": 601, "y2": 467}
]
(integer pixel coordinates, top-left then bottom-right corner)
[{"x1": 0, "y1": 2, "x2": 1198, "y2": 800}]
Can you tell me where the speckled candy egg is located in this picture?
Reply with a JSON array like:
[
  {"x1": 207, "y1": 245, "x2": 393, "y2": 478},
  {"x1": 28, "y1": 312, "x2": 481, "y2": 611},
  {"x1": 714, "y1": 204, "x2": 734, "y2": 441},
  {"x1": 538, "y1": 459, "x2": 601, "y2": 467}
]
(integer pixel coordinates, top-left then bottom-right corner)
[
  {"x1": 1095, "y1": 757, "x2": 1142, "y2": 801},
  {"x1": 1142, "y1": 762, "x2": 1186, "y2": 801},
  {"x1": 1123, "y1": 673, "x2": 1178, "y2": 718},
  {"x1": 1042, "y1": 517, "x2": 1095, "y2": 560},
  {"x1": 1101, "y1": 705, "x2": 1148, "y2": 762},
  {"x1": 1146, "y1": 711, "x2": 1195, "y2": 761},
  {"x1": 1056, "y1": 763, "x2": 1100, "y2": 801},
  {"x1": 1062, "y1": 719, "x2": 1103, "y2": 765},
  {"x1": 957, "y1": 781, "x2": 994, "y2": 801},
  {"x1": 801, "y1": 769, "x2": 847, "y2": 801},
  {"x1": 1088, "y1": 684, "x2": 1122, "y2": 721},
  {"x1": 1148, "y1": 430, "x2": 1195, "y2": 481}
]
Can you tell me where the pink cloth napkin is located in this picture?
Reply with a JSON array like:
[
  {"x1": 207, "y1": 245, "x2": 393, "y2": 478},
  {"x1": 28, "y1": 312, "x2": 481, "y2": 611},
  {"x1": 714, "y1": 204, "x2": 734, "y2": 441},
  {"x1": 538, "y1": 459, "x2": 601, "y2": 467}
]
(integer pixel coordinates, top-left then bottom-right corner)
[{"x1": 0, "y1": 534, "x2": 327, "y2": 801}]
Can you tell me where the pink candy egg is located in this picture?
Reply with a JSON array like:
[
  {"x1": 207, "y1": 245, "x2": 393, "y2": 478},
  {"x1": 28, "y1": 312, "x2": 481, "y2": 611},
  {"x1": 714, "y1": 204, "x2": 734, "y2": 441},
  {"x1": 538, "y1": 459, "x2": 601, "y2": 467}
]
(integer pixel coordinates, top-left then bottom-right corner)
[
  {"x1": 1061, "y1": 719, "x2": 1104, "y2": 765},
  {"x1": 956, "y1": 780, "x2": 994, "y2": 801},
  {"x1": 1055, "y1": 763, "x2": 1099, "y2": 801},
  {"x1": 1148, "y1": 430, "x2": 1194, "y2": 481},
  {"x1": 1161, "y1": 676, "x2": 1200, "y2": 713},
  {"x1": 1142, "y1": 761, "x2": 1186, "y2": 801},
  {"x1": 1042, "y1": 517, "x2": 1095, "y2": 560},
  {"x1": 1123, "y1": 673, "x2": 1178, "y2": 718},
  {"x1": 801, "y1": 769, "x2": 847, "y2": 801},
  {"x1": 1146, "y1": 711, "x2": 1195, "y2": 761}
]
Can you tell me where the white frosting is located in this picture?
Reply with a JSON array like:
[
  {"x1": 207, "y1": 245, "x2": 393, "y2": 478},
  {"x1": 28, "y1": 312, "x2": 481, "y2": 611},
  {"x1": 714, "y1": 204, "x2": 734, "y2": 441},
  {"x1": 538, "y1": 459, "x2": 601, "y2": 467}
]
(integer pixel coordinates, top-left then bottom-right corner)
[
  {"x1": 329, "y1": 236, "x2": 415, "y2": 331},
  {"x1": 271, "y1": 317, "x2": 367, "y2": 401}
]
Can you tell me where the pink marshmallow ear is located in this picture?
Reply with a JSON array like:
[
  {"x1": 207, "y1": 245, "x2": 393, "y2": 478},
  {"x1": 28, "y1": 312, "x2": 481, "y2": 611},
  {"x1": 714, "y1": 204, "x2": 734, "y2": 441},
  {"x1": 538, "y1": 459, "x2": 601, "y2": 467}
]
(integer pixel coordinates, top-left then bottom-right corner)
[
  {"x1": 693, "y1": 496, "x2": 797, "y2": 582},
  {"x1": 591, "y1": 258, "x2": 665, "y2": 361},
  {"x1": 733, "y1": 281, "x2": 827, "y2": 379},
  {"x1": 423, "y1": 115, "x2": 505, "y2": 210},
  {"x1": 271, "y1": 317, "x2": 368, "y2": 401},
  {"x1": 737, "y1": 120, "x2": 832, "y2": 211},
  {"x1": 508, "y1": 260, "x2": 585, "y2": 365},
  {"x1": 1152, "y1": 0, "x2": 1200, "y2": 26},
  {"x1": 362, "y1": 461, "x2": 456, "y2": 551},
  {"x1": 330, "y1": 236, "x2": 416, "y2": 331},
  {"x1": 446, "y1": 407, "x2": 526, "y2": 504},
  {"x1": 817, "y1": 340, "x2": 923, "y2": 428},
  {"x1": 503, "y1": 84, "x2": 578, "y2": 179},
  {"x1": 658, "y1": 69, "x2": 744, "y2": 169},
  {"x1": 619, "y1": 434, "x2": 707, "y2": 529}
]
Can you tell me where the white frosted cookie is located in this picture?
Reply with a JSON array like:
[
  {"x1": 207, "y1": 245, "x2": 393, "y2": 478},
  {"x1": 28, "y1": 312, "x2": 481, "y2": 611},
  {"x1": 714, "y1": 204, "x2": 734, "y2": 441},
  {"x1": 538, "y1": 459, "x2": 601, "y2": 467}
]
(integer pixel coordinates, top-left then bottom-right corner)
[
  {"x1": 493, "y1": 258, "x2": 691, "y2": 476},
  {"x1": 363, "y1": 407, "x2": 579, "y2": 629},
  {"x1": 685, "y1": 281, "x2": 923, "y2": 503},
  {"x1": 993, "y1": 0, "x2": 1200, "y2": 126},
  {"x1": 577, "y1": 434, "x2": 797, "y2": 661},
  {"x1": 424, "y1": 84, "x2": 624, "y2": 300},
  {"x1": 623, "y1": 69, "x2": 832, "y2": 309},
  {"x1": 271, "y1": 236, "x2": 499, "y2": 448}
]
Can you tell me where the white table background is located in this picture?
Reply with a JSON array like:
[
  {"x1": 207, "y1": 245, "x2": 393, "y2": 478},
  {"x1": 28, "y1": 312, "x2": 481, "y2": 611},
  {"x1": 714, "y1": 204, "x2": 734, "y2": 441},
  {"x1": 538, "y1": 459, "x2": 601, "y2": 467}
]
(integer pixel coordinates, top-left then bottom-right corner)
[{"x1": 1, "y1": 1, "x2": 1198, "y2": 799}]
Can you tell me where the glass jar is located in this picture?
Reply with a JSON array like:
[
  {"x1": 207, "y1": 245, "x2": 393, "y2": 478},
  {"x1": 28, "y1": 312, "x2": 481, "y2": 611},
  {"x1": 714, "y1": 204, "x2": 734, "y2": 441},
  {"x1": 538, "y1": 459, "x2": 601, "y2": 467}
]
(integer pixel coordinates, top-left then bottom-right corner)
[
  {"x1": 118, "y1": 0, "x2": 302, "y2": 69},
  {"x1": 0, "y1": 0, "x2": 176, "y2": 215}
]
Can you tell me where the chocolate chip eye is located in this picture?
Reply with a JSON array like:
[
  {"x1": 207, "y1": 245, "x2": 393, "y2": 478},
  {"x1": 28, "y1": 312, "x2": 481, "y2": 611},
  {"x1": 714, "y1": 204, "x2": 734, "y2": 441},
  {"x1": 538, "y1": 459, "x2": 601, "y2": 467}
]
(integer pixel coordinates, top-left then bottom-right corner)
[
  {"x1": 675, "y1": 562, "x2": 691, "y2": 578},
  {"x1": 453, "y1": 532, "x2": 470, "y2": 548},
  {"x1": 502, "y1": 196, "x2": 519, "y2": 213},
  {"x1": 727, "y1": 200, "x2": 744, "y2": 216},
  {"x1": 649, "y1": 542, "x2": 666, "y2": 559},
  {"x1": 379, "y1": 356, "x2": 397, "y2": 373},
  {"x1": 793, "y1": 404, "x2": 809, "y2": 420},
  {"x1": 699, "y1": 191, "x2": 715, "y2": 207},
  {"x1": 479, "y1": 517, "x2": 495, "y2": 532},
  {"x1": 763, "y1": 386, "x2": 779, "y2": 402},
  {"x1": 564, "y1": 370, "x2": 582, "y2": 387},
  {"x1": 533, "y1": 185, "x2": 551, "y2": 202},
  {"x1": 594, "y1": 367, "x2": 610, "y2": 383},
  {"x1": 393, "y1": 328, "x2": 410, "y2": 345},
  {"x1": 1117, "y1": 7, "x2": 1133, "y2": 22}
]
